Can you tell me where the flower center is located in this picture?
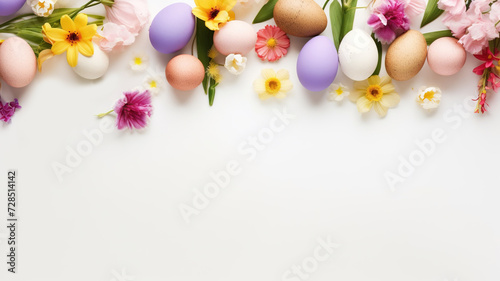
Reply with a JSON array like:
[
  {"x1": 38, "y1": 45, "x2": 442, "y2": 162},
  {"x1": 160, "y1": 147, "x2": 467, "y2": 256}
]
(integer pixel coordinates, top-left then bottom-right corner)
[
  {"x1": 267, "y1": 38, "x2": 277, "y2": 48},
  {"x1": 149, "y1": 81, "x2": 157, "y2": 88},
  {"x1": 67, "y1": 32, "x2": 80, "y2": 45},
  {"x1": 335, "y1": 87, "x2": 344, "y2": 96},
  {"x1": 265, "y1": 78, "x2": 281, "y2": 95},
  {"x1": 209, "y1": 8, "x2": 220, "y2": 20},
  {"x1": 134, "y1": 57, "x2": 142, "y2": 65},
  {"x1": 366, "y1": 85, "x2": 383, "y2": 101},
  {"x1": 422, "y1": 90, "x2": 435, "y2": 101}
]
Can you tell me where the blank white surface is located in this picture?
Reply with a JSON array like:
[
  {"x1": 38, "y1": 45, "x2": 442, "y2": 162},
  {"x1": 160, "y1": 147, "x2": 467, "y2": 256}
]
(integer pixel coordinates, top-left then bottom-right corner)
[{"x1": 1, "y1": 0, "x2": 500, "y2": 281}]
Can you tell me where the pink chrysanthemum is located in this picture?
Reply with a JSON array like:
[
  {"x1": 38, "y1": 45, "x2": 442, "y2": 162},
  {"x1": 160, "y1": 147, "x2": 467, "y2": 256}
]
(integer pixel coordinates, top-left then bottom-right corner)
[
  {"x1": 114, "y1": 90, "x2": 153, "y2": 130},
  {"x1": 255, "y1": 25, "x2": 290, "y2": 62},
  {"x1": 368, "y1": 0, "x2": 410, "y2": 44},
  {"x1": 0, "y1": 99, "x2": 21, "y2": 123}
]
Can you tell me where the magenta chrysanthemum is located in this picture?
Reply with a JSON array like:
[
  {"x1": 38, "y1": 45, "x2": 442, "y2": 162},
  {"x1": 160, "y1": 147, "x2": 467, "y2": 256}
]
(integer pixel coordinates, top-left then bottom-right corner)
[
  {"x1": 0, "y1": 99, "x2": 21, "y2": 123},
  {"x1": 368, "y1": 0, "x2": 410, "y2": 44},
  {"x1": 114, "y1": 90, "x2": 153, "y2": 130}
]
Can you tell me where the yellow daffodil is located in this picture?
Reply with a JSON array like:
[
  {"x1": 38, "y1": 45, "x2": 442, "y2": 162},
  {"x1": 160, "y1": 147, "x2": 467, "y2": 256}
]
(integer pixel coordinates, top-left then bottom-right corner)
[
  {"x1": 253, "y1": 69, "x2": 293, "y2": 100},
  {"x1": 192, "y1": 0, "x2": 236, "y2": 30},
  {"x1": 43, "y1": 14, "x2": 97, "y2": 67},
  {"x1": 349, "y1": 75, "x2": 400, "y2": 117}
]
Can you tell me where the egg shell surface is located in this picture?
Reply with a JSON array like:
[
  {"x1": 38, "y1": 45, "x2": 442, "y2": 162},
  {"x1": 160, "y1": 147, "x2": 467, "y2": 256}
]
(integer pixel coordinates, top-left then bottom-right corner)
[
  {"x1": 165, "y1": 54, "x2": 205, "y2": 91},
  {"x1": 427, "y1": 37, "x2": 466, "y2": 76},
  {"x1": 385, "y1": 30, "x2": 427, "y2": 81},
  {"x1": 0, "y1": 37, "x2": 37, "y2": 88},
  {"x1": 213, "y1": 20, "x2": 257, "y2": 56},
  {"x1": 72, "y1": 44, "x2": 109, "y2": 80},
  {"x1": 338, "y1": 29, "x2": 378, "y2": 81},
  {"x1": 0, "y1": 0, "x2": 25, "y2": 16},
  {"x1": 297, "y1": 36, "x2": 338, "y2": 92},
  {"x1": 149, "y1": 3, "x2": 195, "y2": 54},
  {"x1": 273, "y1": 0, "x2": 327, "y2": 37}
]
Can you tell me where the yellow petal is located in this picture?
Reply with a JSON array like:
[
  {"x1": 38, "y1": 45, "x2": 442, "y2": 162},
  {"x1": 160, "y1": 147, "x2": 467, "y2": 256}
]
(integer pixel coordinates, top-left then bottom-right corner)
[
  {"x1": 253, "y1": 79, "x2": 266, "y2": 94},
  {"x1": 258, "y1": 92, "x2": 271, "y2": 100},
  {"x1": 380, "y1": 92, "x2": 400, "y2": 108},
  {"x1": 60, "y1": 15, "x2": 76, "y2": 32},
  {"x1": 261, "y1": 69, "x2": 276, "y2": 79},
  {"x1": 205, "y1": 19, "x2": 220, "y2": 30},
  {"x1": 213, "y1": 10, "x2": 229, "y2": 23},
  {"x1": 74, "y1": 13, "x2": 88, "y2": 29},
  {"x1": 373, "y1": 102, "x2": 388, "y2": 117},
  {"x1": 192, "y1": 7, "x2": 209, "y2": 21},
  {"x1": 353, "y1": 79, "x2": 369, "y2": 91},
  {"x1": 37, "y1": 49, "x2": 55, "y2": 72},
  {"x1": 220, "y1": 0, "x2": 237, "y2": 11},
  {"x1": 276, "y1": 69, "x2": 289, "y2": 80},
  {"x1": 51, "y1": 41, "x2": 70, "y2": 55},
  {"x1": 45, "y1": 27, "x2": 68, "y2": 42},
  {"x1": 66, "y1": 46, "x2": 78, "y2": 67},
  {"x1": 280, "y1": 80, "x2": 293, "y2": 93},
  {"x1": 79, "y1": 24, "x2": 97, "y2": 40},
  {"x1": 379, "y1": 75, "x2": 392, "y2": 87},
  {"x1": 367, "y1": 75, "x2": 380, "y2": 86},
  {"x1": 228, "y1": 10, "x2": 235, "y2": 20},
  {"x1": 275, "y1": 92, "x2": 287, "y2": 99},
  {"x1": 381, "y1": 83, "x2": 395, "y2": 94},
  {"x1": 195, "y1": 0, "x2": 216, "y2": 10},
  {"x1": 77, "y1": 40, "x2": 94, "y2": 57},
  {"x1": 357, "y1": 96, "x2": 372, "y2": 113},
  {"x1": 349, "y1": 90, "x2": 365, "y2": 102}
]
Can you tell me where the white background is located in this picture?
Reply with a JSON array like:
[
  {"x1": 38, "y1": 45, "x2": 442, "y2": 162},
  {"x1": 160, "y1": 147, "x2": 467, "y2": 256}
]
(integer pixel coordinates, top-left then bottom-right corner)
[{"x1": 1, "y1": 0, "x2": 500, "y2": 280}]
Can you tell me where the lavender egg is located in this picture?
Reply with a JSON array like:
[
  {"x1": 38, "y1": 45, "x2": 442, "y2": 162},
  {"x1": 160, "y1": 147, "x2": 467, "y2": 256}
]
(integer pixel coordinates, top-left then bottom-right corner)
[
  {"x1": 149, "y1": 3, "x2": 195, "y2": 54},
  {"x1": 0, "y1": 0, "x2": 25, "y2": 16},
  {"x1": 297, "y1": 36, "x2": 338, "y2": 92}
]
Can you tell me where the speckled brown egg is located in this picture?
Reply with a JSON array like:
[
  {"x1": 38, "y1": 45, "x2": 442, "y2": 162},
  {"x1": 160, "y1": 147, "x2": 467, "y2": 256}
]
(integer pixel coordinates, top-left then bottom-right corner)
[
  {"x1": 165, "y1": 54, "x2": 205, "y2": 91},
  {"x1": 385, "y1": 30, "x2": 428, "y2": 81},
  {"x1": 273, "y1": 0, "x2": 327, "y2": 37}
]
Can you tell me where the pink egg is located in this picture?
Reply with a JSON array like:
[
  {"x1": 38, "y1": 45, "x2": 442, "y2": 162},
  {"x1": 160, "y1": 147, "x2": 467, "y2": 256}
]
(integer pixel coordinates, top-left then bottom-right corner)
[
  {"x1": 165, "y1": 55, "x2": 205, "y2": 91},
  {"x1": 0, "y1": 37, "x2": 37, "y2": 88},
  {"x1": 427, "y1": 37, "x2": 466, "y2": 76},
  {"x1": 213, "y1": 20, "x2": 257, "y2": 56}
]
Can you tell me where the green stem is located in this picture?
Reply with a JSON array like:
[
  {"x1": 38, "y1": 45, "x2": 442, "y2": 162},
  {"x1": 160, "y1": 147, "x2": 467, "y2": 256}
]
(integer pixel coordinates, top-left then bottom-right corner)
[
  {"x1": 97, "y1": 109, "x2": 114, "y2": 118},
  {"x1": 322, "y1": 0, "x2": 330, "y2": 10}
]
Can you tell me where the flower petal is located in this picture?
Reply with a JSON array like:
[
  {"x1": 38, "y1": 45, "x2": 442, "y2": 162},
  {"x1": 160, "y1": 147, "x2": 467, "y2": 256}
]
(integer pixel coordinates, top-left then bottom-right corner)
[
  {"x1": 379, "y1": 75, "x2": 392, "y2": 87},
  {"x1": 276, "y1": 69, "x2": 289, "y2": 80},
  {"x1": 51, "y1": 41, "x2": 70, "y2": 55},
  {"x1": 373, "y1": 102, "x2": 388, "y2": 117},
  {"x1": 214, "y1": 10, "x2": 229, "y2": 22},
  {"x1": 205, "y1": 19, "x2": 220, "y2": 30},
  {"x1": 192, "y1": 7, "x2": 209, "y2": 21},
  {"x1": 253, "y1": 79, "x2": 266, "y2": 94},
  {"x1": 66, "y1": 46, "x2": 78, "y2": 67},
  {"x1": 77, "y1": 40, "x2": 94, "y2": 57},
  {"x1": 367, "y1": 75, "x2": 381, "y2": 86},
  {"x1": 45, "y1": 27, "x2": 68, "y2": 42},
  {"x1": 261, "y1": 69, "x2": 276, "y2": 79},
  {"x1": 74, "y1": 13, "x2": 88, "y2": 29},
  {"x1": 353, "y1": 80, "x2": 369, "y2": 91},
  {"x1": 37, "y1": 49, "x2": 54, "y2": 72},
  {"x1": 280, "y1": 80, "x2": 293, "y2": 93},
  {"x1": 349, "y1": 90, "x2": 365, "y2": 102},
  {"x1": 381, "y1": 83, "x2": 395, "y2": 94},
  {"x1": 79, "y1": 24, "x2": 97, "y2": 40},
  {"x1": 380, "y1": 92, "x2": 400, "y2": 108},
  {"x1": 357, "y1": 96, "x2": 373, "y2": 113},
  {"x1": 60, "y1": 15, "x2": 76, "y2": 32}
]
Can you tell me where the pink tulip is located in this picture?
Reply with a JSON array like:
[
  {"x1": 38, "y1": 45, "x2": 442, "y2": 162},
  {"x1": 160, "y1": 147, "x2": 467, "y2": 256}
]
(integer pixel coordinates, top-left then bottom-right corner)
[
  {"x1": 97, "y1": 22, "x2": 136, "y2": 52},
  {"x1": 104, "y1": 0, "x2": 149, "y2": 35}
]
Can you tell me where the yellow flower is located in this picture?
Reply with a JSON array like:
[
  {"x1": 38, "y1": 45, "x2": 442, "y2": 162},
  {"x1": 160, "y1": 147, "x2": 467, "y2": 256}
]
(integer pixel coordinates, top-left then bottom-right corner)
[
  {"x1": 349, "y1": 75, "x2": 400, "y2": 117},
  {"x1": 208, "y1": 46, "x2": 218, "y2": 59},
  {"x1": 192, "y1": 0, "x2": 236, "y2": 30},
  {"x1": 207, "y1": 61, "x2": 222, "y2": 83},
  {"x1": 43, "y1": 14, "x2": 97, "y2": 67},
  {"x1": 416, "y1": 86, "x2": 441, "y2": 109},
  {"x1": 253, "y1": 69, "x2": 293, "y2": 100}
]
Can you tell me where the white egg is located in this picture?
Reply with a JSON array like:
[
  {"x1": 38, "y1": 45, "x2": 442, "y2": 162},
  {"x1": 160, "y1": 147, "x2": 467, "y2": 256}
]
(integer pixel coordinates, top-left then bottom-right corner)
[
  {"x1": 338, "y1": 29, "x2": 378, "y2": 81},
  {"x1": 72, "y1": 43, "x2": 109, "y2": 80}
]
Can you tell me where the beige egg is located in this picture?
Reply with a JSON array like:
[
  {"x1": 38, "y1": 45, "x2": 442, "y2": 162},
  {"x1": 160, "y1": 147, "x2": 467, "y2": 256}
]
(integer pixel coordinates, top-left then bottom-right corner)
[
  {"x1": 385, "y1": 30, "x2": 427, "y2": 81},
  {"x1": 0, "y1": 37, "x2": 37, "y2": 88},
  {"x1": 165, "y1": 54, "x2": 205, "y2": 91},
  {"x1": 273, "y1": 0, "x2": 327, "y2": 37}
]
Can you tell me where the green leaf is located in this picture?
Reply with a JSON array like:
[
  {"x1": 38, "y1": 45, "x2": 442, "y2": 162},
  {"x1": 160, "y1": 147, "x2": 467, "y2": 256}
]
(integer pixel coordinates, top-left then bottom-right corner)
[
  {"x1": 195, "y1": 18, "x2": 214, "y2": 94},
  {"x1": 371, "y1": 33, "x2": 382, "y2": 76},
  {"x1": 420, "y1": 0, "x2": 444, "y2": 28},
  {"x1": 340, "y1": 0, "x2": 358, "y2": 42},
  {"x1": 423, "y1": 30, "x2": 453, "y2": 45},
  {"x1": 253, "y1": 0, "x2": 279, "y2": 24},
  {"x1": 330, "y1": 0, "x2": 343, "y2": 50},
  {"x1": 208, "y1": 79, "x2": 217, "y2": 106}
]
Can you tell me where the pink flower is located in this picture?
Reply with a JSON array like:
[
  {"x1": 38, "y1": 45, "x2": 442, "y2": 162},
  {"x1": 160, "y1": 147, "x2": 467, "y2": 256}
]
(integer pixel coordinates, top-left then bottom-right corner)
[
  {"x1": 490, "y1": 2, "x2": 500, "y2": 27},
  {"x1": 459, "y1": 18, "x2": 498, "y2": 54},
  {"x1": 368, "y1": 0, "x2": 410, "y2": 44},
  {"x1": 467, "y1": 0, "x2": 491, "y2": 17},
  {"x1": 472, "y1": 48, "x2": 499, "y2": 75},
  {"x1": 114, "y1": 90, "x2": 153, "y2": 130},
  {"x1": 96, "y1": 22, "x2": 136, "y2": 52},
  {"x1": 104, "y1": 0, "x2": 149, "y2": 35},
  {"x1": 0, "y1": 98, "x2": 21, "y2": 123},
  {"x1": 442, "y1": 12, "x2": 472, "y2": 38},
  {"x1": 437, "y1": 0, "x2": 465, "y2": 15},
  {"x1": 255, "y1": 25, "x2": 290, "y2": 62},
  {"x1": 403, "y1": 0, "x2": 425, "y2": 18}
]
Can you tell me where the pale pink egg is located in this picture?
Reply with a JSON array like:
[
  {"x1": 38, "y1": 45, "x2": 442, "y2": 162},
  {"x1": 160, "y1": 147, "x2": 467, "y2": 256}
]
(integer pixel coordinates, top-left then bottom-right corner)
[
  {"x1": 165, "y1": 54, "x2": 205, "y2": 91},
  {"x1": 213, "y1": 20, "x2": 257, "y2": 56},
  {"x1": 0, "y1": 37, "x2": 37, "y2": 88},
  {"x1": 427, "y1": 37, "x2": 466, "y2": 76}
]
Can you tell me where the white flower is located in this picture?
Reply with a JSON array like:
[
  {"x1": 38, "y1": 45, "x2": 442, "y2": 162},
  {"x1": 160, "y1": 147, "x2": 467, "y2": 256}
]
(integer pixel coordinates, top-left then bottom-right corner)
[
  {"x1": 129, "y1": 53, "x2": 149, "y2": 72},
  {"x1": 143, "y1": 73, "x2": 166, "y2": 96},
  {"x1": 328, "y1": 83, "x2": 350, "y2": 101},
  {"x1": 29, "y1": 0, "x2": 56, "y2": 17},
  {"x1": 416, "y1": 86, "x2": 442, "y2": 109},
  {"x1": 224, "y1": 54, "x2": 247, "y2": 75}
]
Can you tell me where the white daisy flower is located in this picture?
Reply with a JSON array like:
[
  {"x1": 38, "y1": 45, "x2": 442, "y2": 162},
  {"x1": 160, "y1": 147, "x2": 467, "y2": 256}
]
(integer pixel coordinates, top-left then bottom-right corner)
[
  {"x1": 416, "y1": 86, "x2": 442, "y2": 109},
  {"x1": 130, "y1": 53, "x2": 149, "y2": 72},
  {"x1": 328, "y1": 83, "x2": 350, "y2": 101},
  {"x1": 143, "y1": 73, "x2": 166, "y2": 96}
]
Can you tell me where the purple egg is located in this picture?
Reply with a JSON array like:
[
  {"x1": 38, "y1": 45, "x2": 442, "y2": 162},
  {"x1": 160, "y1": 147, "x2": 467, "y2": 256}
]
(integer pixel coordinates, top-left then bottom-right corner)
[
  {"x1": 149, "y1": 3, "x2": 195, "y2": 54},
  {"x1": 297, "y1": 36, "x2": 339, "y2": 92},
  {"x1": 0, "y1": 0, "x2": 25, "y2": 16}
]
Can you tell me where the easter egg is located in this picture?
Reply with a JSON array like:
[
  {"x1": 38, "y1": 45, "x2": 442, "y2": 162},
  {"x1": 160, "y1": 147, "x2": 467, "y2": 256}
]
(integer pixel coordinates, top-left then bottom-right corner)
[
  {"x1": 165, "y1": 54, "x2": 205, "y2": 91},
  {"x1": 149, "y1": 3, "x2": 195, "y2": 54},
  {"x1": 273, "y1": 0, "x2": 327, "y2": 37},
  {"x1": 72, "y1": 43, "x2": 109, "y2": 80},
  {"x1": 338, "y1": 29, "x2": 378, "y2": 81},
  {"x1": 297, "y1": 36, "x2": 338, "y2": 92},
  {"x1": 385, "y1": 30, "x2": 427, "y2": 81},
  {"x1": 213, "y1": 20, "x2": 257, "y2": 56},
  {"x1": 0, "y1": 37, "x2": 36, "y2": 88},
  {"x1": 0, "y1": 0, "x2": 25, "y2": 16},
  {"x1": 427, "y1": 37, "x2": 466, "y2": 76}
]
